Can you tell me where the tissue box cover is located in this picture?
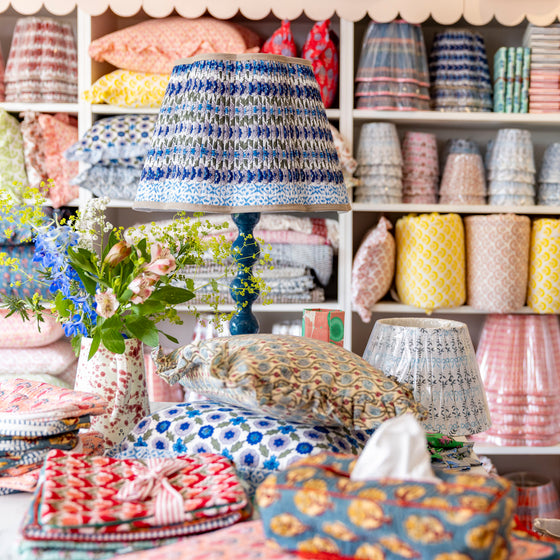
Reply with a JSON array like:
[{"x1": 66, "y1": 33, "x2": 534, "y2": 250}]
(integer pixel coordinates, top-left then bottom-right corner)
[{"x1": 257, "y1": 452, "x2": 516, "y2": 560}]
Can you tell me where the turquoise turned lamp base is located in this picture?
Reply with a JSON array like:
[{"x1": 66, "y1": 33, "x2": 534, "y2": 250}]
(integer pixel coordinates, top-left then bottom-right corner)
[{"x1": 229, "y1": 212, "x2": 261, "y2": 335}]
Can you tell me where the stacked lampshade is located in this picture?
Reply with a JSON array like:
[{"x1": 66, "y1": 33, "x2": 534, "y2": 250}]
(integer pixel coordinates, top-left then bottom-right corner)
[
  {"x1": 354, "y1": 123, "x2": 403, "y2": 203},
  {"x1": 4, "y1": 17, "x2": 77, "y2": 103},
  {"x1": 486, "y1": 129, "x2": 536, "y2": 206},
  {"x1": 439, "y1": 152, "x2": 486, "y2": 205},
  {"x1": 355, "y1": 20, "x2": 430, "y2": 111},
  {"x1": 401, "y1": 132, "x2": 439, "y2": 204},
  {"x1": 476, "y1": 314, "x2": 560, "y2": 446},
  {"x1": 538, "y1": 143, "x2": 560, "y2": 205},
  {"x1": 429, "y1": 29, "x2": 492, "y2": 112}
]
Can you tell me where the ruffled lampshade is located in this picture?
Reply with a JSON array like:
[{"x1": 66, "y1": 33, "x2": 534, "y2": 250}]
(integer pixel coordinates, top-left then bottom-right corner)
[
  {"x1": 134, "y1": 53, "x2": 350, "y2": 334},
  {"x1": 363, "y1": 317, "x2": 492, "y2": 437}
]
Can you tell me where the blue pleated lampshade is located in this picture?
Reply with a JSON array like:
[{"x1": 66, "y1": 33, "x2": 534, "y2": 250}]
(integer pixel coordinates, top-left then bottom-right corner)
[{"x1": 134, "y1": 53, "x2": 350, "y2": 213}]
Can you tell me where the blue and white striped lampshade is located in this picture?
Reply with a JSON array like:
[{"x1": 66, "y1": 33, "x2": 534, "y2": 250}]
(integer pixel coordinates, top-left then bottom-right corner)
[{"x1": 134, "y1": 53, "x2": 350, "y2": 213}]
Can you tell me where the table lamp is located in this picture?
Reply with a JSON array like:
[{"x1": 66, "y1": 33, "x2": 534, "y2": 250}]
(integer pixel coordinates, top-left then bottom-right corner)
[
  {"x1": 362, "y1": 317, "x2": 492, "y2": 437},
  {"x1": 134, "y1": 53, "x2": 350, "y2": 335}
]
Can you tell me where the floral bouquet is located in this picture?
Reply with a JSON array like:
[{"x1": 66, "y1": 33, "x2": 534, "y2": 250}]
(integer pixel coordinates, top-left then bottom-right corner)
[{"x1": 0, "y1": 186, "x2": 264, "y2": 359}]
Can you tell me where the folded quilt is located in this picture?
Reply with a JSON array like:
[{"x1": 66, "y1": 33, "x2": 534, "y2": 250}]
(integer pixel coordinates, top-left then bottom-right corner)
[
  {"x1": 37, "y1": 450, "x2": 248, "y2": 532},
  {"x1": 0, "y1": 414, "x2": 91, "y2": 438}
]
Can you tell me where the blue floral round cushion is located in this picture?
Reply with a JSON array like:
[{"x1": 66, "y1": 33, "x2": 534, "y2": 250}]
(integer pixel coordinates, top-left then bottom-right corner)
[{"x1": 107, "y1": 401, "x2": 372, "y2": 498}]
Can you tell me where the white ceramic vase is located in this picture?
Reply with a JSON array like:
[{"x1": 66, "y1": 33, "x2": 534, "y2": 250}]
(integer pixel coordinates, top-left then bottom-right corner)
[{"x1": 74, "y1": 337, "x2": 150, "y2": 447}]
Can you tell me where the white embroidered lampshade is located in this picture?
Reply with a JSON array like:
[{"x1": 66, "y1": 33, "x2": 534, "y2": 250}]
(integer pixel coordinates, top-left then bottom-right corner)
[
  {"x1": 363, "y1": 317, "x2": 491, "y2": 436},
  {"x1": 134, "y1": 53, "x2": 350, "y2": 335}
]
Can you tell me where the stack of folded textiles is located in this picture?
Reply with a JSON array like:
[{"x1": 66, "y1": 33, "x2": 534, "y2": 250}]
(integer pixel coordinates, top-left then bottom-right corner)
[
  {"x1": 0, "y1": 378, "x2": 107, "y2": 496},
  {"x1": 0, "y1": 311, "x2": 78, "y2": 389},
  {"x1": 18, "y1": 449, "x2": 250, "y2": 560},
  {"x1": 130, "y1": 214, "x2": 339, "y2": 305}
]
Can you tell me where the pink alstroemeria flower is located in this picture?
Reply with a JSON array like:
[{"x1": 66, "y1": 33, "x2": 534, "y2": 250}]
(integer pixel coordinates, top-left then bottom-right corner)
[
  {"x1": 104, "y1": 240, "x2": 131, "y2": 266},
  {"x1": 144, "y1": 242, "x2": 176, "y2": 277},
  {"x1": 128, "y1": 274, "x2": 157, "y2": 304},
  {"x1": 95, "y1": 290, "x2": 119, "y2": 318}
]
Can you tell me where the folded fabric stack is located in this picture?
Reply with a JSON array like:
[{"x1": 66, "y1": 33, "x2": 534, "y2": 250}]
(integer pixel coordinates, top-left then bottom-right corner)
[
  {"x1": 0, "y1": 311, "x2": 78, "y2": 390},
  {"x1": 4, "y1": 17, "x2": 78, "y2": 103},
  {"x1": 523, "y1": 24, "x2": 560, "y2": 113},
  {"x1": 18, "y1": 449, "x2": 249, "y2": 559},
  {"x1": 0, "y1": 378, "x2": 107, "y2": 495},
  {"x1": 128, "y1": 214, "x2": 339, "y2": 304},
  {"x1": 109, "y1": 334, "x2": 425, "y2": 501},
  {"x1": 20, "y1": 111, "x2": 79, "y2": 208},
  {"x1": 65, "y1": 114, "x2": 157, "y2": 201},
  {"x1": 84, "y1": 17, "x2": 261, "y2": 107}
]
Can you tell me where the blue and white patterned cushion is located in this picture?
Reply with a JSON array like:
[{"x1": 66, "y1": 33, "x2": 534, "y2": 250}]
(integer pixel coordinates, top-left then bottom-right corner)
[
  {"x1": 72, "y1": 165, "x2": 141, "y2": 201},
  {"x1": 107, "y1": 401, "x2": 372, "y2": 498},
  {"x1": 64, "y1": 114, "x2": 156, "y2": 168}
]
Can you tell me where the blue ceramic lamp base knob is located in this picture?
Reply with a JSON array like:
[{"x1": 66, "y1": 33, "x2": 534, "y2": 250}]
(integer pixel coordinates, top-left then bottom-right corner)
[{"x1": 229, "y1": 212, "x2": 261, "y2": 335}]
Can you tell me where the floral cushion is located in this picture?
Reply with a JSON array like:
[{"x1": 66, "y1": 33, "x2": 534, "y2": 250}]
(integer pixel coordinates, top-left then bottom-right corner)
[
  {"x1": 71, "y1": 165, "x2": 141, "y2": 200},
  {"x1": 352, "y1": 216, "x2": 396, "y2": 323},
  {"x1": 257, "y1": 452, "x2": 516, "y2": 560},
  {"x1": 88, "y1": 17, "x2": 261, "y2": 74},
  {"x1": 155, "y1": 335, "x2": 425, "y2": 430},
  {"x1": 107, "y1": 401, "x2": 371, "y2": 499},
  {"x1": 65, "y1": 114, "x2": 156, "y2": 167},
  {"x1": 0, "y1": 310, "x2": 63, "y2": 348},
  {"x1": 261, "y1": 20, "x2": 297, "y2": 57},
  {"x1": 82, "y1": 70, "x2": 170, "y2": 108},
  {"x1": 302, "y1": 20, "x2": 339, "y2": 109}
]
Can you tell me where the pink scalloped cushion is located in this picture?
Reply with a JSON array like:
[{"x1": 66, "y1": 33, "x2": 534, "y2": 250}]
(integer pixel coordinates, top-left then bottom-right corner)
[
  {"x1": 302, "y1": 19, "x2": 339, "y2": 108},
  {"x1": 261, "y1": 20, "x2": 297, "y2": 57},
  {"x1": 89, "y1": 17, "x2": 262, "y2": 74},
  {"x1": 0, "y1": 310, "x2": 64, "y2": 348},
  {"x1": 352, "y1": 217, "x2": 396, "y2": 323}
]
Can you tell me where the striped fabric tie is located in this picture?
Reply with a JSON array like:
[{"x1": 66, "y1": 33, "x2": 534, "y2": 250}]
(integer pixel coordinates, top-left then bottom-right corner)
[{"x1": 116, "y1": 457, "x2": 186, "y2": 526}]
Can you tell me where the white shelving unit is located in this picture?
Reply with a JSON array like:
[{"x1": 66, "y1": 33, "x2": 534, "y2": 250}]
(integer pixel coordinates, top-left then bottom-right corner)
[{"x1": 1, "y1": 1, "x2": 559, "y2": 480}]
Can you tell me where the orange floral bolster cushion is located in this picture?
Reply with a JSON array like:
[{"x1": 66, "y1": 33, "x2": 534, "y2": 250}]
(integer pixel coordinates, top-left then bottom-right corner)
[
  {"x1": 155, "y1": 334, "x2": 426, "y2": 430},
  {"x1": 257, "y1": 452, "x2": 516, "y2": 560}
]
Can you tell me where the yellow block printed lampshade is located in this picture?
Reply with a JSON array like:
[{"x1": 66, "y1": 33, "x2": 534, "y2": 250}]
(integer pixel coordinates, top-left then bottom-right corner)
[
  {"x1": 527, "y1": 218, "x2": 560, "y2": 313},
  {"x1": 395, "y1": 213, "x2": 466, "y2": 312}
]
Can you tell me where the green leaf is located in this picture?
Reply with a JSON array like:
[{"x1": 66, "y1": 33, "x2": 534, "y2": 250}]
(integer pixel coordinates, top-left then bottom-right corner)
[
  {"x1": 100, "y1": 329, "x2": 126, "y2": 354},
  {"x1": 230, "y1": 441, "x2": 243, "y2": 453},
  {"x1": 150, "y1": 286, "x2": 194, "y2": 304},
  {"x1": 54, "y1": 292, "x2": 71, "y2": 319},
  {"x1": 259, "y1": 444, "x2": 269, "y2": 458},
  {"x1": 124, "y1": 315, "x2": 159, "y2": 347},
  {"x1": 160, "y1": 331, "x2": 179, "y2": 344},
  {"x1": 102, "y1": 229, "x2": 119, "y2": 261},
  {"x1": 88, "y1": 334, "x2": 101, "y2": 360},
  {"x1": 132, "y1": 299, "x2": 166, "y2": 315},
  {"x1": 71, "y1": 335, "x2": 82, "y2": 356}
]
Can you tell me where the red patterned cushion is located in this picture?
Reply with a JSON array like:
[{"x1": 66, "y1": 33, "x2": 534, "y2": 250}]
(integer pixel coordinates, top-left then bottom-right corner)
[
  {"x1": 302, "y1": 19, "x2": 339, "y2": 108},
  {"x1": 261, "y1": 20, "x2": 297, "y2": 57}
]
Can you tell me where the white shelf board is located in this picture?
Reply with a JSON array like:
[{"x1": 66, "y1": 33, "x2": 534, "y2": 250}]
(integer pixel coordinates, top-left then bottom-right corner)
[
  {"x1": 0, "y1": 102, "x2": 79, "y2": 113},
  {"x1": 364, "y1": 303, "x2": 539, "y2": 314},
  {"x1": 91, "y1": 105, "x2": 341, "y2": 120},
  {"x1": 353, "y1": 110, "x2": 560, "y2": 129},
  {"x1": 475, "y1": 444, "x2": 560, "y2": 455},
  {"x1": 175, "y1": 302, "x2": 341, "y2": 313},
  {"x1": 352, "y1": 203, "x2": 560, "y2": 215}
]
